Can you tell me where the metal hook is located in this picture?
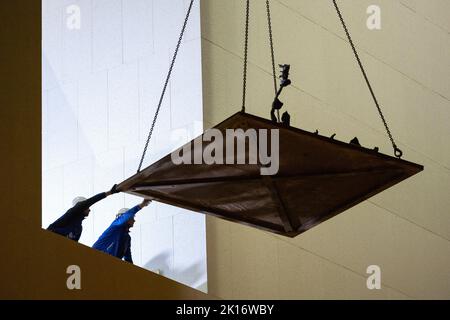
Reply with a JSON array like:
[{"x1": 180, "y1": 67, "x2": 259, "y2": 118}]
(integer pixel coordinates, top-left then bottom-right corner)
[{"x1": 394, "y1": 146, "x2": 403, "y2": 158}]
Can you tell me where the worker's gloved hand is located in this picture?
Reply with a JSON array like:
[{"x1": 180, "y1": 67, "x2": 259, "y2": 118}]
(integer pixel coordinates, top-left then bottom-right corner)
[
  {"x1": 109, "y1": 184, "x2": 120, "y2": 195},
  {"x1": 140, "y1": 199, "x2": 152, "y2": 208}
]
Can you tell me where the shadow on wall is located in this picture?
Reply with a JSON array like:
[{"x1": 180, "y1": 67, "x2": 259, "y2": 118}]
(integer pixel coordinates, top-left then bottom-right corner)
[{"x1": 143, "y1": 251, "x2": 206, "y2": 291}]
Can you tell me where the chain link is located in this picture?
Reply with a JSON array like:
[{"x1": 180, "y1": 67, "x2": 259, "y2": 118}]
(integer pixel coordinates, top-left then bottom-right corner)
[
  {"x1": 266, "y1": 0, "x2": 280, "y2": 121},
  {"x1": 241, "y1": 0, "x2": 250, "y2": 113},
  {"x1": 332, "y1": 0, "x2": 402, "y2": 158},
  {"x1": 266, "y1": 0, "x2": 277, "y2": 95},
  {"x1": 137, "y1": 0, "x2": 195, "y2": 172}
]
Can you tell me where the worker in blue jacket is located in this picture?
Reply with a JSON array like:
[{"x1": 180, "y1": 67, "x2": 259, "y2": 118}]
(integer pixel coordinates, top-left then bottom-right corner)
[
  {"x1": 92, "y1": 199, "x2": 151, "y2": 263},
  {"x1": 47, "y1": 184, "x2": 120, "y2": 242}
]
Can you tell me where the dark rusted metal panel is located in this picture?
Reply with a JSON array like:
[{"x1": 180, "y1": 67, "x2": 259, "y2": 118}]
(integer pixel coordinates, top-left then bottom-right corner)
[{"x1": 119, "y1": 112, "x2": 423, "y2": 237}]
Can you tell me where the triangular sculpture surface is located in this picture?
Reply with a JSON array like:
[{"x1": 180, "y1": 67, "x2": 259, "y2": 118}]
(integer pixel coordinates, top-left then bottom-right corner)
[{"x1": 119, "y1": 112, "x2": 423, "y2": 237}]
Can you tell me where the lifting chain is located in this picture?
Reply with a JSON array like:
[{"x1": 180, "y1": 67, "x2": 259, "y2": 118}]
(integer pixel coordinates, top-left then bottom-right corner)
[
  {"x1": 241, "y1": 0, "x2": 280, "y2": 121},
  {"x1": 241, "y1": 0, "x2": 250, "y2": 113},
  {"x1": 266, "y1": 0, "x2": 280, "y2": 121},
  {"x1": 332, "y1": 0, "x2": 403, "y2": 158},
  {"x1": 137, "y1": 0, "x2": 195, "y2": 172}
]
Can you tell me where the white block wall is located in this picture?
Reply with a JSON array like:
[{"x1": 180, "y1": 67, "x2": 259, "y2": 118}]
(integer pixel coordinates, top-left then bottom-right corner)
[{"x1": 42, "y1": 0, "x2": 206, "y2": 292}]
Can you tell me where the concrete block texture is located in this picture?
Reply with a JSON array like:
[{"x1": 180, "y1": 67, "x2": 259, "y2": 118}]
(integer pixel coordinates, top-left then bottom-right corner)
[
  {"x1": 92, "y1": 0, "x2": 123, "y2": 71},
  {"x1": 42, "y1": 0, "x2": 206, "y2": 292}
]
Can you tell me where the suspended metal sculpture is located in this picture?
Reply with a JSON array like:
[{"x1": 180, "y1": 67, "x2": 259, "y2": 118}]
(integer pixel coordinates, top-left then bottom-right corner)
[
  {"x1": 119, "y1": 0, "x2": 423, "y2": 237},
  {"x1": 119, "y1": 112, "x2": 422, "y2": 237}
]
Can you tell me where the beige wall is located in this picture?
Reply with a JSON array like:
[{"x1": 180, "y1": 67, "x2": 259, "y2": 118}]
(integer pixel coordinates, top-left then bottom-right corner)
[{"x1": 201, "y1": 0, "x2": 450, "y2": 299}]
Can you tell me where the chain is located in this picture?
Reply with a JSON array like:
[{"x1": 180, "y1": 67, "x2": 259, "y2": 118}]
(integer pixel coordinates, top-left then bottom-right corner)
[
  {"x1": 266, "y1": 0, "x2": 277, "y2": 95},
  {"x1": 332, "y1": 0, "x2": 402, "y2": 158},
  {"x1": 266, "y1": 0, "x2": 280, "y2": 121},
  {"x1": 137, "y1": 0, "x2": 195, "y2": 172},
  {"x1": 266, "y1": 0, "x2": 279, "y2": 121},
  {"x1": 241, "y1": 0, "x2": 250, "y2": 113}
]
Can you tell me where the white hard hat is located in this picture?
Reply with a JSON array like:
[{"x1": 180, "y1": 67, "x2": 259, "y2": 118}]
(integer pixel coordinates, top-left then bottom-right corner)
[
  {"x1": 116, "y1": 208, "x2": 130, "y2": 218},
  {"x1": 72, "y1": 196, "x2": 87, "y2": 206}
]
